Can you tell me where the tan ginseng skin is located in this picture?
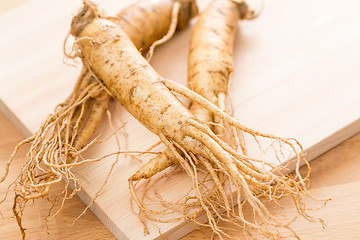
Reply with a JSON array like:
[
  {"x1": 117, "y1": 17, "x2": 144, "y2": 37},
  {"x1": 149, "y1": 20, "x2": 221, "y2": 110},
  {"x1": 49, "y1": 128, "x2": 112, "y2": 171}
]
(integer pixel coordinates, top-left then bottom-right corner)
[
  {"x1": 71, "y1": 0, "x2": 198, "y2": 152},
  {"x1": 129, "y1": 0, "x2": 250, "y2": 180},
  {"x1": 188, "y1": 0, "x2": 248, "y2": 124},
  {"x1": 118, "y1": 0, "x2": 198, "y2": 50},
  {"x1": 71, "y1": 2, "x2": 312, "y2": 239},
  {"x1": 71, "y1": 18, "x2": 200, "y2": 149}
]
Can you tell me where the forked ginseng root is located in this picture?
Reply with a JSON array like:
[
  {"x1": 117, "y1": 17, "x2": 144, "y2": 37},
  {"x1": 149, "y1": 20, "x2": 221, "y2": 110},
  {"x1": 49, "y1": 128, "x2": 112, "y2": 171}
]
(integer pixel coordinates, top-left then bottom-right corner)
[
  {"x1": 129, "y1": 0, "x2": 254, "y2": 182},
  {"x1": 0, "y1": 0, "x2": 198, "y2": 238},
  {"x1": 70, "y1": 1, "x2": 320, "y2": 239}
]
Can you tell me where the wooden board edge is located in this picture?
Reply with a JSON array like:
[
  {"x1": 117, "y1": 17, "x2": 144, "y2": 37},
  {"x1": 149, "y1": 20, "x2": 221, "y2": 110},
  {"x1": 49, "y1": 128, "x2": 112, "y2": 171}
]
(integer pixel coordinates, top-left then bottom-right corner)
[
  {"x1": 304, "y1": 118, "x2": 360, "y2": 164},
  {"x1": 75, "y1": 182, "x2": 210, "y2": 240},
  {"x1": 279, "y1": 118, "x2": 360, "y2": 176},
  {"x1": 75, "y1": 186, "x2": 129, "y2": 240},
  {"x1": 0, "y1": 98, "x2": 31, "y2": 138},
  {"x1": 75, "y1": 184, "x2": 207, "y2": 240}
]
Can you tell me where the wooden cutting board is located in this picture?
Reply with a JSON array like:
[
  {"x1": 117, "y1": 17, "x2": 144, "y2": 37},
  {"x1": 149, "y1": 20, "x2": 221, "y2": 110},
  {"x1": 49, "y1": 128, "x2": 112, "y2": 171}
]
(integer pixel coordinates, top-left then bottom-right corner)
[{"x1": 1, "y1": 0, "x2": 360, "y2": 239}]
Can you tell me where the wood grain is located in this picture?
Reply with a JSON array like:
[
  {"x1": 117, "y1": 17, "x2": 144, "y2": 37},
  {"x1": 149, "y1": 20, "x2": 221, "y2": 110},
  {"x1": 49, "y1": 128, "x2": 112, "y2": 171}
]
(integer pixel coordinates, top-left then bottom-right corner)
[
  {"x1": 1, "y1": 0, "x2": 360, "y2": 239},
  {"x1": 1, "y1": 111, "x2": 360, "y2": 239}
]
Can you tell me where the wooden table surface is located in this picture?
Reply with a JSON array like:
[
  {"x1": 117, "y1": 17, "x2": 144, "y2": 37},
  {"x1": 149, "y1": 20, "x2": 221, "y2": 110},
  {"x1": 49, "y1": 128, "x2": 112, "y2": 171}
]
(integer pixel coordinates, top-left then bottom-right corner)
[
  {"x1": 1, "y1": 111, "x2": 360, "y2": 240},
  {"x1": 1, "y1": 0, "x2": 360, "y2": 239}
]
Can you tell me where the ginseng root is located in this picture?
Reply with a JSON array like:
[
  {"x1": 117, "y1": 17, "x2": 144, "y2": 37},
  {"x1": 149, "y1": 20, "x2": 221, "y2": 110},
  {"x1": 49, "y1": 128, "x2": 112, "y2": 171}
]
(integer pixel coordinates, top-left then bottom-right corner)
[
  {"x1": 71, "y1": 1, "x2": 316, "y2": 239},
  {"x1": 1, "y1": 0, "x2": 198, "y2": 238},
  {"x1": 129, "y1": 0, "x2": 253, "y2": 182}
]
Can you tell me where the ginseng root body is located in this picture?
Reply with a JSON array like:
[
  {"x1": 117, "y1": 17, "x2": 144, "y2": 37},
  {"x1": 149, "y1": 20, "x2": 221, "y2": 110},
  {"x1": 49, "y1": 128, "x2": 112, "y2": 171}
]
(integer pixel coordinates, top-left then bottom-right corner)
[
  {"x1": 71, "y1": 2, "x2": 314, "y2": 239},
  {"x1": 1, "y1": 0, "x2": 198, "y2": 239},
  {"x1": 130, "y1": 0, "x2": 252, "y2": 181},
  {"x1": 72, "y1": 17, "x2": 205, "y2": 154}
]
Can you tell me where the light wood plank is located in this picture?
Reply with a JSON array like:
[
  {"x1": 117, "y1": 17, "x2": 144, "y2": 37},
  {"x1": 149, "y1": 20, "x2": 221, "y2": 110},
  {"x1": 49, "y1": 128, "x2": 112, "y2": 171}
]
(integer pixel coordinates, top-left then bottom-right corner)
[
  {"x1": 2, "y1": 111, "x2": 360, "y2": 239},
  {"x1": 1, "y1": 0, "x2": 360, "y2": 239}
]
